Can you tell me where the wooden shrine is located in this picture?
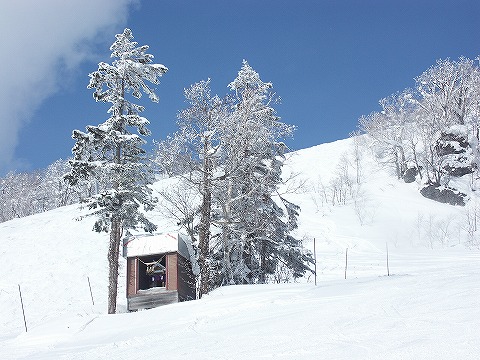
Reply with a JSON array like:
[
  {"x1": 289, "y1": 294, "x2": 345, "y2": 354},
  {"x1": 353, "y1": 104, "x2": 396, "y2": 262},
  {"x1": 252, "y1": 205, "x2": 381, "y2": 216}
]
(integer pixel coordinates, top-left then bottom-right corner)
[{"x1": 122, "y1": 233, "x2": 196, "y2": 311}]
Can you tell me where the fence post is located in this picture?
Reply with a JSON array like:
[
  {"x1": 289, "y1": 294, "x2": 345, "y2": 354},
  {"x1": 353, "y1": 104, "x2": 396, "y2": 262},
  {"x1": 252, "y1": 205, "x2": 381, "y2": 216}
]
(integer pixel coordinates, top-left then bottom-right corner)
[
  {"x1": 18, "y1": 284, "x2": 27, "y2": 332},
  {"x1": 313, "y1": 237, "x2": 317, "y2": 286},
  {"x1": 345, "y1": 248, "x2": 348, "y2": 280},
  {"x1": 386, "y1": 242, "x2": 390, "y2": 276},
  {"x1": 87, "y1": 276, "x2": 95, "y2": 306}
]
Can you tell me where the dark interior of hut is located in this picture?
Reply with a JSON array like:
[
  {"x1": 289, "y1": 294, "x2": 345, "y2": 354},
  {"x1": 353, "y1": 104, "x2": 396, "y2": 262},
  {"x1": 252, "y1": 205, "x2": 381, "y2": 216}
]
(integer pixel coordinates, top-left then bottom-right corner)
[{"x1": 137, "y1": 254, "x2": 166, "y2": 290}]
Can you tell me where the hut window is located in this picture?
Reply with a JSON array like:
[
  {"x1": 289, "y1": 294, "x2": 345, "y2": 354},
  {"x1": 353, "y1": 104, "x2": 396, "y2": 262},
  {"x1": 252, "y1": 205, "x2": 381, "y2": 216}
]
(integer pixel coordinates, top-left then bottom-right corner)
[{"x1": 137, "y1": 255, "x2": 167, "y2": 290}]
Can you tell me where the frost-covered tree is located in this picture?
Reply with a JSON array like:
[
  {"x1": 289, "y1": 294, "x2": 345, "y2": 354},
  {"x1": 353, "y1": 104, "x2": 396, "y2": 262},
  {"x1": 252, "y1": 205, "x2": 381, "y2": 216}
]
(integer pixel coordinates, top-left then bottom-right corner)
[
  {"x1": 0, "y1": 171, "x2": 41, "y2": 221},
  {"x1": 359, "y1": 56, "x2": 480, "y2": 204},
  {"x1": 156, "y1": 62, "x2": 312, "y2": 294},
  {"x1": 155, "y1": 79, "x2": 229, "y2": 297},
  {"x1": 415, "y1": 57, "x2": 479, "y2": 129},
  {"x1": 359, "y1": 90, "x2": 417, "y2": 180},
  {"x1": 65, "y1": 28, "x2": 167, "y2": 314},
  {"x1": 42, "y1": 159, "x2": 77, "y2": 208},
  {"x1": 0, "y1": 160, "x2": 78, "y2": 223},
  {"x1": 213, "y1": 60, "x2": 313, "y2": 285},
  {"x1": 412, "y1": 58, "x2": 480, "y2": 184}
]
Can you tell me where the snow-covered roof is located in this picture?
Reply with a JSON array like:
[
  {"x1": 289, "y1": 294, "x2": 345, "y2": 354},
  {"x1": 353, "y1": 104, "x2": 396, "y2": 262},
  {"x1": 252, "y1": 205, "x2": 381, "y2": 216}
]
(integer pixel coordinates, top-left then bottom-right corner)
[{"x1": 122, "y1": 232, "x2": 191, "y2": 259}]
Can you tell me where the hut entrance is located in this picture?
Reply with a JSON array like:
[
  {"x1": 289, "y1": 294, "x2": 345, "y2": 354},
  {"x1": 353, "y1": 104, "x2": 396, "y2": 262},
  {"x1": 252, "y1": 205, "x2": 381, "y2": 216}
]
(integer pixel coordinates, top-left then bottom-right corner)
[{"x1": 137, "y1": 254, "x2": 166, "y2": 290}]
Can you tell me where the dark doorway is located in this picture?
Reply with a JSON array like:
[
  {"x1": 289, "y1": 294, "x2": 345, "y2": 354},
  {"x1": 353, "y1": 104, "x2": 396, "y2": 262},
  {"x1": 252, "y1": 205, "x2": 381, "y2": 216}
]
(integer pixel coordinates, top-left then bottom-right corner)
[{"x1": 137, "y1": 254, "x2": 166, "y2": 290}]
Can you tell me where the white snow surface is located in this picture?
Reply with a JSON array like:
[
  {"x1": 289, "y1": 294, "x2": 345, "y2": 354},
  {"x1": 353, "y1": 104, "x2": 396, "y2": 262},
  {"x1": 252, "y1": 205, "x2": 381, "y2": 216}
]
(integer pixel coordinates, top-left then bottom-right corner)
[{"x1": 1, "y1": 137, "x2": 479, "y2": 359}]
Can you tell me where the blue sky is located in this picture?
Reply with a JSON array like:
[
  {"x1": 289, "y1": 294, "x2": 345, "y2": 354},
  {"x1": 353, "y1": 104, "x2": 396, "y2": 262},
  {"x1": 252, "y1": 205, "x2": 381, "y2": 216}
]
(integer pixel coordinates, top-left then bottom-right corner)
[{"x1": 1, "y1": 0, "x2": 479, "y2": 175}]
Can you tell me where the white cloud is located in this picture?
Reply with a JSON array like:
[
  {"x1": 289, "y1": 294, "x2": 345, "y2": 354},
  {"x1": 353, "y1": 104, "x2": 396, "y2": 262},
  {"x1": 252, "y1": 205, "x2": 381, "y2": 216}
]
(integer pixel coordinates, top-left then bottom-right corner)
[{"x1": 0, "y1": 0, "x2": 136, "y2": 174}]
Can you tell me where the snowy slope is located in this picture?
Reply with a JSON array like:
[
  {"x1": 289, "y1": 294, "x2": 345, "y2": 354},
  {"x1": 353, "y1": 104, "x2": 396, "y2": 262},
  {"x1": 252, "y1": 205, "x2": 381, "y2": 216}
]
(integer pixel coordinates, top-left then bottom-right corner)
[
  {"x1": 285, "y1": 138, "x2": 467, "y2": 251},
  {"x1": 1, "y1": 137, "x2": 479, "y2": 359}
]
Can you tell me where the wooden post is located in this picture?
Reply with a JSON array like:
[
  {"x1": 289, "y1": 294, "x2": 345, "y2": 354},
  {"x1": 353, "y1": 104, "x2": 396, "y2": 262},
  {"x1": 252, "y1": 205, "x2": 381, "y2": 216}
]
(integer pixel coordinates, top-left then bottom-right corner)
[
  {"x1": 386, "y1": 243, "x2": 390, "y2": 277},
  {"x1": 345, "y1": 248, "x2": 348, "y2": 280},
  {"x1": 87, "y1": 276, "x2": 95, "y2": 305},
  {"x1": 313, "y1": 237, "x2": 317, "y2": 286},
  {"x1": 18, "y1": 284, "x2": 27, "y2": 332}
]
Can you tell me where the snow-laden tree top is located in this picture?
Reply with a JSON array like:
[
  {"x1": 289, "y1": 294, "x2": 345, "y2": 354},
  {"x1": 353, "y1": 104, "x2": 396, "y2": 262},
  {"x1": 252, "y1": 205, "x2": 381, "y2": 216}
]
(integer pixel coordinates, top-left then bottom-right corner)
[
  {"x1": 88, "y1": 28, "x2": 168, "y2": 115},
  {"x1": 228, "y1": 60, "x2": 273, "y2": 107}
]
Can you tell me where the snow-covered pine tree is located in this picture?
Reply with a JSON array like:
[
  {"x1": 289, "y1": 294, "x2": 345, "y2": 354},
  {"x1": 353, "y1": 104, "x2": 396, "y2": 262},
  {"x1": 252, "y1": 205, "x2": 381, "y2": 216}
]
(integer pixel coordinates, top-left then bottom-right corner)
[
  {"x1": 65, "y1": 28, "x2": 167, "y2": 314},
  {"x1": 213, "y1": 60, "x2": 313, "y2": 285}
]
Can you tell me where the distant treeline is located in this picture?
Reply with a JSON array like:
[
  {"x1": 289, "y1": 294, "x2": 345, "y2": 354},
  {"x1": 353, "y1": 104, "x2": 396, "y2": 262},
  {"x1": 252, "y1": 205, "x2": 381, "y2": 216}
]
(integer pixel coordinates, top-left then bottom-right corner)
[{"x1": 0, "y1": 159, "x2": 110, "y2": 223}]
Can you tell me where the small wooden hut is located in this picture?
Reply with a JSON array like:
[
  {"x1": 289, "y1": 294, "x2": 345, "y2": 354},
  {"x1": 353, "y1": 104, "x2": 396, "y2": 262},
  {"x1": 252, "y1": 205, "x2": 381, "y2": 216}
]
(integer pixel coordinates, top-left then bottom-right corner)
[{"x1": 122, "y1": 233, "x2": 196, "y2": 311}]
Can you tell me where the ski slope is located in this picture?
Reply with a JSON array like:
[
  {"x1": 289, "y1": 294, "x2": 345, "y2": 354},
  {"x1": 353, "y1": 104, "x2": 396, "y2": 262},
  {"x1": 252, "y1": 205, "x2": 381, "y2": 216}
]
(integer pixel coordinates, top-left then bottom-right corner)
[{"x1": 1, "y1": 137, "x2": 479, "y2": 359}]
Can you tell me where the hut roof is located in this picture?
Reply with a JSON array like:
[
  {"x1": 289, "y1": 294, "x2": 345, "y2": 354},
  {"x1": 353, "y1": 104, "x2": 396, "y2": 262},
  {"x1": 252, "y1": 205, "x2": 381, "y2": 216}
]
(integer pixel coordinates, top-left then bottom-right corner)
[{"x1": 123, "y1": 232, "x2": 191, "y2": 259}]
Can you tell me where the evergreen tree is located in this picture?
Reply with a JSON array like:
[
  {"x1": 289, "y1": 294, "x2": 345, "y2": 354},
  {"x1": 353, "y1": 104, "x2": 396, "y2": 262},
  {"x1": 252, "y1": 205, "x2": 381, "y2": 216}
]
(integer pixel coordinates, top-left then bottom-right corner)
[
  {"x1": 65, "y1": 28, "x2": 167, "y2": 314},
  {"x1": 213, "y1": 60, "x2": 314, "y2": 285},
  {"x1": 157, "y1": 62, "x2": 313, "y2": 293}
]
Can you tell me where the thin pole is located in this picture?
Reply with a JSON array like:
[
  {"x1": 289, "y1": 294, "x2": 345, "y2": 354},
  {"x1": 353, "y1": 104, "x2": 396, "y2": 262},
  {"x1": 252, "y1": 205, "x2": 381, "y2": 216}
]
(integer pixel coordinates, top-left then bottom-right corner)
[
  {"x1": 345, "y1": 248, "x2": 348, "y2": 280},
  {"x1": 18, "y1": 284, "x2": 27, "y2": 332},
  {"x1": 87, "y1": 276, "x2": 95, "y2": 306},
  {"x1": 386, "y1": 243, "x2": 390, "y2": 277},
  {"x1": 313, "y1": 237, "x2": 317, "y2": 286}
]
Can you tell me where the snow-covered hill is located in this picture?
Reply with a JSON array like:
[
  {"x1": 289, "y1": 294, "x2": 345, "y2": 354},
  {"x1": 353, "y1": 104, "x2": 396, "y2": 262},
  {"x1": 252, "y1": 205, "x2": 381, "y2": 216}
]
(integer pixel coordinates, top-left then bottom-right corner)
[{"x1": 1, "y1": 137, "x2": 479, "y2": 359}]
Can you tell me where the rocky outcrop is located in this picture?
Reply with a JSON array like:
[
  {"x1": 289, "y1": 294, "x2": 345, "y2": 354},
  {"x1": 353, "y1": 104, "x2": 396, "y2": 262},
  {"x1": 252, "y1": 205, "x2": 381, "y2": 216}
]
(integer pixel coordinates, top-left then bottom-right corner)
[
  {"x1": 436, "y1": 129, "x2": 473, "y2": 177},
  {"x1": 403, "y1": 167, "x2": 418, "y2": 183},
  {"x1": 420, "y1": 184, "x2": 466, "y2": 206}
]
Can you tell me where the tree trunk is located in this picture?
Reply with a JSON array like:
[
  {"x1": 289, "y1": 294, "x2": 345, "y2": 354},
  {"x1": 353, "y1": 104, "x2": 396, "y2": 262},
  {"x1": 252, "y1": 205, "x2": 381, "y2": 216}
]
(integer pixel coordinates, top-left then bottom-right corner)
[
  {"x1": 259, "y1": 239, "x2": 267, "y2": 284},
  {"x1": 198, "y1": 193, "x2": 211, "y2": 298},
  {"x1": 221, "y1": 180, "x2": 233, "y2": 285},
  {"x1": 107, "y1": 216, "x2": 121, "y2": 314},
  {"x1": 108, "y1": 141, "x2": 122, "y2": 314},
  {"x1": 198, "y1": 147, "x2": 212, "y2": 298}
]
